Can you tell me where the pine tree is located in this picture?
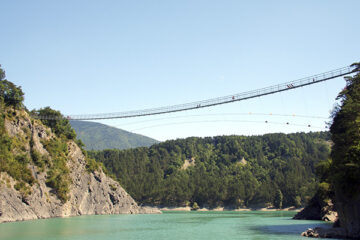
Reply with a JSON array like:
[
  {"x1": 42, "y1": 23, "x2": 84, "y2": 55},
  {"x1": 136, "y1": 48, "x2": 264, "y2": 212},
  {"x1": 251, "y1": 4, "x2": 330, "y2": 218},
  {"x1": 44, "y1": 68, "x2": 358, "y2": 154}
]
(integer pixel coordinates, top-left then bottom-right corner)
[
  {"x1": 0, "y1": 65, "x2": 24, "y2": 109},
  {"x1": 274, "y1": 189, "x2": 283, "y2": 209},
  {"x1": 327, "y1": 62, "x2": 360, "y2": 237},
  {"x1": 329, "y1": 62, "x2": 360, "y2": 195}
]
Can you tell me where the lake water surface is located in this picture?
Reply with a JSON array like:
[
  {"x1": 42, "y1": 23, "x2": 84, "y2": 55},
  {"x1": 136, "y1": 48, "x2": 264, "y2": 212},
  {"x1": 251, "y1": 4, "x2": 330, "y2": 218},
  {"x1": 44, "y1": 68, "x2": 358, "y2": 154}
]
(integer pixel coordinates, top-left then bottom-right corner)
[{"x1": 0, "y1": 211, "x2": 339, "y2": 240}]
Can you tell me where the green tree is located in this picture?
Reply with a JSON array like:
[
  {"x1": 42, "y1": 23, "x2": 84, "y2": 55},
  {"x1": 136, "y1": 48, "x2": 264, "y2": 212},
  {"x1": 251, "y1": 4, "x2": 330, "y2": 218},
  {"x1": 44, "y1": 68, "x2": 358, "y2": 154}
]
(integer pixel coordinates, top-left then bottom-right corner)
[
  {"x1": 323, "y1": 63, "x2": 360, "y2": 237},
  {"x1": 90, "y1": 132, "x2": 329, "y2": 207},
  {"x1": 31, "y1": 107, "x2": 76, "y2": 140},
  {"x1": 0, "y1": 65, "x2": 24, "y2": 109},
  {"x1": 0, "y1": 65, "x2": 5, "y2": 81},
  {"x1": 192, "y1": 202, "x2": 199, "y2": 210},
  {"x1": 329, "y1": 62, "x2": 360, "y2": 194},
  {"x1": 294, "y1": 195, "x2": 302, "y2": 208},
  {"x1": 274, "y1": 189, "x2": 283, "y2": 209}
]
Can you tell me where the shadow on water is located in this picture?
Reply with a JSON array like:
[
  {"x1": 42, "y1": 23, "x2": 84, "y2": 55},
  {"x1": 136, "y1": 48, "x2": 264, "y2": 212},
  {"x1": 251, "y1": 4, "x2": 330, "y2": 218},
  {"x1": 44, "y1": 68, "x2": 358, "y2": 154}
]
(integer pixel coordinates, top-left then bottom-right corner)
[
  {"x1": 253, "y1": 223, "x2": 325, "y2": 235},
  {"x1": 252, "y1": 222, "x2": 344, "y2": 240}
]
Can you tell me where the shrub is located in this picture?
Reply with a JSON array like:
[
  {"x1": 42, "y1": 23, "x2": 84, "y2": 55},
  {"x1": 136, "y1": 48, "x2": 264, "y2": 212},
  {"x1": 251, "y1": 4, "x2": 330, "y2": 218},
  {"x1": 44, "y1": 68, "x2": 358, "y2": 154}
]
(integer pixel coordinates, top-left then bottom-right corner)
[
  {"x1": 31, "y1": 107, "x2": 76, "y2": 140},
  {"x1": 86, "y1": 157, "x2": 102, "y2": 173},
  {"x1": 192, "y1": 202, "x2": 199, "y2": 210},
  {"x1": 42, "y1": 138, "x2": 71, "y2": 202}
]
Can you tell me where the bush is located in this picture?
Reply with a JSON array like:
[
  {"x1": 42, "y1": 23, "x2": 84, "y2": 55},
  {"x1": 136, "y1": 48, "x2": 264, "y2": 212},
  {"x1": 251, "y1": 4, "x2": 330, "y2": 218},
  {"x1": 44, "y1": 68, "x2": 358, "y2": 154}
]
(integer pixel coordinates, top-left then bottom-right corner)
[
  {"x1": 86, "y1": 157, "x2": 102, "y2": 173},
  {"x1": 31, "y1": 149, "x2": 49, "y2": 169},
  {"x1": 42, "y1": 138, "x2": 71, "y2": 202},
  {"x1": 192, "y1": 202, "x2": 199, "y2": 210},
  {"x1": 46, "y1": 167, "x2": 70, "y2": 202},
  {"x1": 14, "y1": 181, "x2": 32, "y2": 198},
  {"x1": 31, "y1": 107, "x2": 76, "y2": 140}
]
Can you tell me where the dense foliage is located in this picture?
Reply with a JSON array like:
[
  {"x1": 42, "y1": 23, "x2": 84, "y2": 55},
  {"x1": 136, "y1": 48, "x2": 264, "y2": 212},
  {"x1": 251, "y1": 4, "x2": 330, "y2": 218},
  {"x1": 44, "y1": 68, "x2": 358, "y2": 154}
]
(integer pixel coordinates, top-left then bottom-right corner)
[
  {"x1": 41, "y1": 138, "x2": 71, "y2": 202},
  {"x1": 31, "y1": 107, "x2": 76, "y2": 140},
  {"x1": 70, "y1": 120, "x2": 159, "y2": 150},
  {"x1": 0, "y1": 65, "x2": 24, "y2": 109},
  {"x1": 0, "y1": 65, "x2": 102, "y2": 202},
  {"x1": 0, "y1": 66, "x2": 32, "y2": 197},
  {"x1": 31, "y1": 107, "x2": 103, "y2": 172},
  {"x1": 0, "y1": 109, "x2": 34, "y2": 198},
  {"x1": 329, "y1": 63, "x2": 360, "y2": 196},
  {"x1": 89, "y1": 132, "x2": 330, "y2": 208}
]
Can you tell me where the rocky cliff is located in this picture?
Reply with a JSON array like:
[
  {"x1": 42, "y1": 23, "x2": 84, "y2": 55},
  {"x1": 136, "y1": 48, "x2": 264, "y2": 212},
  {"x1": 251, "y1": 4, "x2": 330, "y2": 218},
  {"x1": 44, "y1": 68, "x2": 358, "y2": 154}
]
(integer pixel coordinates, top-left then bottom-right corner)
[
  {"x1": 0, "y1": 110, "x2": 159, "y2": 223},
  {"x1": 333, "y1": 188, "x2": 360, "y2": 238},
  {"x1": 300, "y1": 65, "x2": 360, "y2": 239},
  {"x1": 293, "y1": 193, "x2": 337, "y2": 222},
  {"x1": 296, "y1": 191, "x2": 360, "y2": 238}
]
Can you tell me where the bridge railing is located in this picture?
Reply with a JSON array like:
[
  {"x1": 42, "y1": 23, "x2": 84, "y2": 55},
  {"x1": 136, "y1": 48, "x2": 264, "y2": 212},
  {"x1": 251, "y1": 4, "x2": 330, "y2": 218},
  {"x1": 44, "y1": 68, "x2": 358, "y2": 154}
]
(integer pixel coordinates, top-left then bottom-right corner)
[{"x1": 33, "y1": 65, "x2": 355, "y2": 120}]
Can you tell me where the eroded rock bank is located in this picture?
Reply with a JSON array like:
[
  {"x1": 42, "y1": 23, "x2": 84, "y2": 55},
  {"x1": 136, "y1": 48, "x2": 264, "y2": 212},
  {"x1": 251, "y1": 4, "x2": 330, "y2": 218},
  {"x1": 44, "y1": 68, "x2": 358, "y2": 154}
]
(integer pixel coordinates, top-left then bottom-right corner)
[
  {"x1": 294, "y1": 181, "x2": 360, "y2": 239},
  {"x1": 301, "y1": 227, "x2": 347, "y2": 239},
  {"x1": 295, "y1": 187, "x2": 360, "y2": 239},
  {"x1": 293, "y1": 194, "x2": 337, "y2": 222},
  {"x1": 332, "y1": 189, "x2": 360, "y2": 239},
  {"x1": 0, "y1": 111, "x2": 160, "y2": 223}
]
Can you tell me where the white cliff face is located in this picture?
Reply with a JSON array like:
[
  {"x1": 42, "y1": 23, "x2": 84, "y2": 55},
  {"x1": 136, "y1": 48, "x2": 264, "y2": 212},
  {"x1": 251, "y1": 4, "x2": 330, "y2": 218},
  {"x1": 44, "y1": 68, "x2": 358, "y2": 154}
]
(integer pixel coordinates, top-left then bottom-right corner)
[{"x1": 0, "y1": 112, "x2": 159, "y2": 223}]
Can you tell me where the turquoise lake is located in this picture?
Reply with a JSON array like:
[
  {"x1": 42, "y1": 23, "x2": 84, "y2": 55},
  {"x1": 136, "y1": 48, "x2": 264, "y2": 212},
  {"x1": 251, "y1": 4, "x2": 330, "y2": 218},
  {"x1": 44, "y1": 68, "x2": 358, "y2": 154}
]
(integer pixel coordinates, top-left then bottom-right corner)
[{"x1": 0, "y1": 211, "x2": 339, "y2": 240}]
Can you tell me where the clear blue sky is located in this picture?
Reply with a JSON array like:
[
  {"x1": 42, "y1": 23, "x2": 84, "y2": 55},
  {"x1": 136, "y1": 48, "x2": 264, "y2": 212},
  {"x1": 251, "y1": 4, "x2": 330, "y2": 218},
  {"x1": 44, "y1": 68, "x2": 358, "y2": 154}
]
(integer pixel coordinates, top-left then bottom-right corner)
[{"x1": 1, "y1": 0, "x2": 359, "y2": 141}]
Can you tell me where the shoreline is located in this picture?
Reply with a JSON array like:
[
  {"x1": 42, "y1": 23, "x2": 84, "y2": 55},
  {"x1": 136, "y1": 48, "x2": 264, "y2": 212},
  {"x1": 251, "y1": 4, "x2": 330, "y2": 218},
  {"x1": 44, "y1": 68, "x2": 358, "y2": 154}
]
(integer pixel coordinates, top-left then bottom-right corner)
[{"x1": 148, "y1": 206, "x2": 303, "y2": 212}]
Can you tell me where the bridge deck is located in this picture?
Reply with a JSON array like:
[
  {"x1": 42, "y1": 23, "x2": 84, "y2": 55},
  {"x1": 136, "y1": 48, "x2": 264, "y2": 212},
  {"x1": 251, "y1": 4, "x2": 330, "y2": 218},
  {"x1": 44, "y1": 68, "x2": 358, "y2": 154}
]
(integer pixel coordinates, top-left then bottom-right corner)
[{"x1": 34, "y1": 65, "x2": 355, "y2": 120}]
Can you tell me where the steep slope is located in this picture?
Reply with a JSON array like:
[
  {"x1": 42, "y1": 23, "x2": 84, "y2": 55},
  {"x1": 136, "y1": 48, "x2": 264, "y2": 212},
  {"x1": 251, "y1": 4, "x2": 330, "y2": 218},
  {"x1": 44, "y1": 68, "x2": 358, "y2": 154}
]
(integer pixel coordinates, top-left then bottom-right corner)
[
  {"x1": 70, "y1": 120, "x2": 159, "y2": 150},
  {"x1": 0, "y1": 109, "x2": 159, "y2": 223},
  {"x1": 297, "y1": 64, "x2": 360, "y2": 239}
]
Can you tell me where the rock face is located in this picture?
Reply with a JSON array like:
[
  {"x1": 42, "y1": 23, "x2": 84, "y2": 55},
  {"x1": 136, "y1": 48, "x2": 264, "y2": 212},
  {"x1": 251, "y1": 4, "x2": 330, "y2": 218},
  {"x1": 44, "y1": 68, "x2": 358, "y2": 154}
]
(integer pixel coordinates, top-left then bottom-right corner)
[
  {"x1": 301, "y1": 227, "x2": 347, "y2": 239},
  {"x1": 296, "y1": 188, "x2": 360, "y2": 239},
  {"x1": 181, "y1": 157, "x2": 196, "y2": 170},
  {"x1": 0, "y1": 112, "x2": 160, "y2": 223},
  {"x1": 293, "y1": 193, "x2": 337, "y2": 222},
  {"x1": 334, "y1": 188, "x2": 360, "y2": 239}
]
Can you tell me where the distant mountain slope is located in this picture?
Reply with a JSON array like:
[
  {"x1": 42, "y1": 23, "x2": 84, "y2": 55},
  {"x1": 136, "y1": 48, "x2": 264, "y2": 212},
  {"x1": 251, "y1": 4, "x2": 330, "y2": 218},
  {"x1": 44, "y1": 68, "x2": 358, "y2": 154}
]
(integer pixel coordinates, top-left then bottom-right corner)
[
  {"x1": 70, "y1": 120, "x2": 159, "y2": 150},
  {"x1": 89, "y1": 132, "x2": 331, "y2": 208}
]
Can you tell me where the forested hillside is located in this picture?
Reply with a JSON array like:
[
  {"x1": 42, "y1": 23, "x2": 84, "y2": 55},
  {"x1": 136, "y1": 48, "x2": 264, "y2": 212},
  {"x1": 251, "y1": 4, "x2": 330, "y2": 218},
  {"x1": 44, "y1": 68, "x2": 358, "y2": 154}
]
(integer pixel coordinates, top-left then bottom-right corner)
[
  {"x1": 326, "y1": 63, "x2": 360, "y2": 237},
  {"x1": 70, "y1": 120, "x2": 159, "y2": 150},
  {"x1": 89, "y1": 132, "x2": 330, "y2": 208}
]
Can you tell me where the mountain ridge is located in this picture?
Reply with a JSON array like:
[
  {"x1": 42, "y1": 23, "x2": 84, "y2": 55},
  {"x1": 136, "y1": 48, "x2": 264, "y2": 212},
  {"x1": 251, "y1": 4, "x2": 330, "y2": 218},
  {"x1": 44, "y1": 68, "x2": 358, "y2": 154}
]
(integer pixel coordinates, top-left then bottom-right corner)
[{"x1": 70, "y1": 120, "x2": 159, "y2": 150}]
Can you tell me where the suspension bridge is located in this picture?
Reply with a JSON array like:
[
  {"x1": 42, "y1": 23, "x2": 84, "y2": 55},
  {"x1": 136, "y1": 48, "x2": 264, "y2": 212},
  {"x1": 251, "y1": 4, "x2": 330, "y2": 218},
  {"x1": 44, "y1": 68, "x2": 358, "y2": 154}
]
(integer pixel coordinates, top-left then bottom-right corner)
[{"x1": 33, "y1": 65, "x2": 357, "y2": 121}]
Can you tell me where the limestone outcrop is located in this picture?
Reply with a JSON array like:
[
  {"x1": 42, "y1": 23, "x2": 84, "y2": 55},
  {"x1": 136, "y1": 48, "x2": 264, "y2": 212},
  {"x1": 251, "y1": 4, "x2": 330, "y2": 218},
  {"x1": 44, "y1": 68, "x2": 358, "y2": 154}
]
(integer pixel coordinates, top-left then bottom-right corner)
[{"x1": 0, "y1": 111, "x2": 160, "y2": 223}]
